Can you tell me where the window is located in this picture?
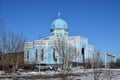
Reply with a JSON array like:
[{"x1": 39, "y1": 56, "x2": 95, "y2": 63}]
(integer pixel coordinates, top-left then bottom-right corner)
[
  {"x1": 53, "y1": 48, "x2": 57, "y2": 62},
  {"x1": 35, "y1": 49, "x2": 38, "y2": 61},
  {"x1": 53, "y1": 48, "x2": 55, "y2": 60},
  {"x1": 81, "y1": 48, "x2": 85, "y2": 63},
  {"x1": 41, "y1": 49, "x2": 44, "y2": 61},
  {"x1": 27, "y1": 50, "x2": 29, "y2": 62},
  {"x1": 82, "y1": 48, "x2": 84, "y2": 53}
]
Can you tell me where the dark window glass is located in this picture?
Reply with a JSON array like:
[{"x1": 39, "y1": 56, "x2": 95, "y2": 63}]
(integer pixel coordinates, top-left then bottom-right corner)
[
  {"x1": 53, "y1": 48, "x2": 55, "y2": 60},
  {"x1": 82, "y1": 48, "x2": 85, "y2": 63},
  {"x1": 27, "y1": 50, "x2": 29, "y2": 62},
  {"x1": 41, "y1": 49, "x2": 44, "y2": 61},
  {"x1": 36, "y1": 49, "x2": 38, "y2": 61}
]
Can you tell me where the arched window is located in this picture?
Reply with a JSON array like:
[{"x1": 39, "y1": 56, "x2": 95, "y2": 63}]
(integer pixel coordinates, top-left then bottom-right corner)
[
  {"x1": 27, "y1": 50, "x2": 29, "y2": 62},
  {"x1": 81, "y1": 48, "x2": 85, "y2": 63},
  {"x1": 35, "y1": 49, "x2": 38, "y2": 61},
  {"x1": 53, "y1": 48, "x2": 55, "y2": 60},
  {"x1": 41, "y1": 49, "x2": 44, "y2": 61}
]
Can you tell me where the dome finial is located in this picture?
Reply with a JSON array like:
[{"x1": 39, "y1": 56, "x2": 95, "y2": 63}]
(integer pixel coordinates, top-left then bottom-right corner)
[{"x1": 58, "y1": 12, "x2": 61, "y2": 18}]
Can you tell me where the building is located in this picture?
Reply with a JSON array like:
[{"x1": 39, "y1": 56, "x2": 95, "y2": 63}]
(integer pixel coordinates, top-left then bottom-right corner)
[
  {"x1": 0, "y1": 51, "x2": 24, "y2": 68},
  {"x1": 24, "y1": 13, "x2": 115, "y2": 68},
  {"x1": 92, "y1": 51, "x2": 115, "y2": 68}
]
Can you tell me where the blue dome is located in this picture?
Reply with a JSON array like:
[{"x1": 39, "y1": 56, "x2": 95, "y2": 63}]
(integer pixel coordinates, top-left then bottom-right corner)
[{"x1": 51, "y1": 19, "x2": 68, "y2": 29}]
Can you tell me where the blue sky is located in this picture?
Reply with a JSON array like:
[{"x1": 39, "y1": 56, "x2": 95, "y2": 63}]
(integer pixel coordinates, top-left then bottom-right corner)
[{"x1": 0, "y1": 0, "x2": 120, "y2": 58}]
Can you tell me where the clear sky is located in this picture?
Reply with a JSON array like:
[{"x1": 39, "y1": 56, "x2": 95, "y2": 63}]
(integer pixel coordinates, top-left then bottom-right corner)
[{"x1": 0, "y1": 0, "x2": 120, "y2": 58}]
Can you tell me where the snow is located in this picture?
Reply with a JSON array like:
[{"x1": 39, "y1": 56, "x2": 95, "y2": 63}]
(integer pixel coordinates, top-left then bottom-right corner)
[
  {"x1": 0, "y1": 71, "x2": 4, "y2": 74},
  {"x1": 0, "y1": 69, "x2": 120, "y2": 80}
]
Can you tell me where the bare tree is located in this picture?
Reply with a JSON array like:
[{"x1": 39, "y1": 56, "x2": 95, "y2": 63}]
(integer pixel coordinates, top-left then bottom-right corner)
[
  {"x1": 85, "y1": 58, "x2": 92, "y2": 69},
  {"x1": 112, "y1": 58, "x2": 120, "y2": 68},
  {"x1": 54, "y1": 37, "x2": 74, "y2": 70},
  {"x1": 91, "y1": 51, "x2": 118, "y2": 80},
  {"x1": 0, "y1": 20, "x2": 3, "y2": 53},
  {"x1": 1, "y1": 32, "x2": 25, "y2": 53},
  {"x1": 0, "y1": 24, "x2": 26, "y2": 73},
  {"x1": 93, "y1": 50, "x2": 105, "y2": 68},
  {"x1": 0, "y1": 21, "x2": 5, "y2": 71},
  {"x1": 91, "y1": 50, "x2": 105, "y2": 80}
]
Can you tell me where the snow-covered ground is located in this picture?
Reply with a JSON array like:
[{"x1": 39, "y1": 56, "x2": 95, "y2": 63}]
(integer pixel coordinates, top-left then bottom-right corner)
[
  {"x1": 0, "y1": 69, "x2": 120, "y2": 80},
  {"x1": 0, "y1": 71, "x2": 4, "y2": 74},
  {"x1": 18, "y1": 69, "x2": 120, "y2": 80}
]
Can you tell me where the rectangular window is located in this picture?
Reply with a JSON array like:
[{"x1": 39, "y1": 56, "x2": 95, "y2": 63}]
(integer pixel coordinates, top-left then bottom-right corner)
[
  {"x1": 27, "y1": 50, "x2": 29, "y2": 62},
  {"x1": 41, "y1": 49, "x2": 44, "y2": 61},
  {"x1": 53, "y1": 48, "x2": 55, "y2": 60},
  {"x1": 36, "y1": 49, "x2": 38, "y2": 61},
  {"x1": 82, "y1": 48, "x2": 85, "y2": 63}
]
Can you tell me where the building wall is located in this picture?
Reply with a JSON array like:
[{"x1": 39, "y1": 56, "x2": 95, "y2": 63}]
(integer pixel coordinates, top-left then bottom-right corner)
[
  {"x1": 0, "y1": 52, "x2": 24, "y2": 67},
  {"x1": 91, "y1": 51, "x2": 115, "y2": 68},
  {"x1": 24, "y1": 36, "x2": 94, "y2": 65}
]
